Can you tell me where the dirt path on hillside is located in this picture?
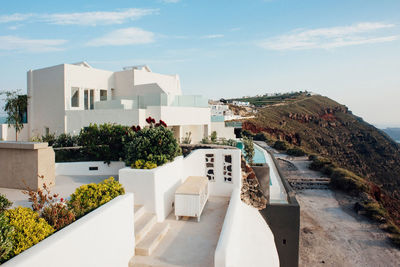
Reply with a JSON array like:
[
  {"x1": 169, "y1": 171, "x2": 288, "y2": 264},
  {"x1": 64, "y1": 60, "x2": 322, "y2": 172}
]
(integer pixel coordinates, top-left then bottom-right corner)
[{"x1": 277, "y1": 156, "x2": 400, "y2": 267}]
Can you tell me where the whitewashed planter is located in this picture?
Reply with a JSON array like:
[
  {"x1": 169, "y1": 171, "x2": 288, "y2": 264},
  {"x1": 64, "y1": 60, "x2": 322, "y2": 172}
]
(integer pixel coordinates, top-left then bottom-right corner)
[
  {"x1": 2, "y1": 194, "x2": 135, "y2": 267},
  {"x1": 119, "y1": 156, "x2": 184, "y2": 222},
  {"x1": 214, "y1": 189, "x2": 280, "y2": 267},
  {"x1": 56, "y1": 161, "x2": 125, "y2": 176}
]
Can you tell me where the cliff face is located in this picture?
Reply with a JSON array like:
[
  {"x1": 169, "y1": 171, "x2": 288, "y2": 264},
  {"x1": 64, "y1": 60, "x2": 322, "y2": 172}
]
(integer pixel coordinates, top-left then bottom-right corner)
[{"x1": 244, "y1": 95, "x2": 400, "y2": 200}]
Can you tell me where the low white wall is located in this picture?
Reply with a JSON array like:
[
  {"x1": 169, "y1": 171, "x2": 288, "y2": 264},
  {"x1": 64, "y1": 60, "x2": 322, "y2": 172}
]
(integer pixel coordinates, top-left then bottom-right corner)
[
  {"x1": 211, "y1": 122, "x2": 236, "y2": 140},
  {"x1": 3, "y1": 194, "x2": 135, "y2": 267},
  {"x1": 0, "y1": 123, "x2": 29, "y2": 141},
  {"x1": 146, "y1": 106, "x2": 210, "y2": 126},
  {"x1": 214, "y1": 189, "x2": 280, "y2": 267},
  {"x1": 119, "y1": 157, "x2": 184, "y2": 222},
  {"x1": 183, "y1": 149, "x2": 242, "y2": 197},
  {"x1": 55, "y1": 161, "x2": 125, "y2": 176}
]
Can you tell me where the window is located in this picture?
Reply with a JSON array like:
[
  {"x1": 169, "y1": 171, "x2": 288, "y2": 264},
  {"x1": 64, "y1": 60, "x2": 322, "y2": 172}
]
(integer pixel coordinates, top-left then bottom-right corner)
[
  {"x1": 71, "y1": 87, "x2": 79, "y2": 107},
  {"x1": 100, "y1": 90, "x2": 107, "y2": 101}
]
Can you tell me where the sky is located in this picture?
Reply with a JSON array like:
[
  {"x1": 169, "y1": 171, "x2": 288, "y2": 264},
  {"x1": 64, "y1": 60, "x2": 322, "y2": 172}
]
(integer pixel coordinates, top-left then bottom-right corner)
[{"x1": 0, "y1": 0, "x2": 399, "y2": 127}]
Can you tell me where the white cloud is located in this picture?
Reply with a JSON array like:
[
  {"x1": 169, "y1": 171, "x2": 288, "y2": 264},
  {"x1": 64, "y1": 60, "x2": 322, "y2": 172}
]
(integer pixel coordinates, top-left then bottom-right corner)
[
  {"x1": 0, "y1": 13, "x2": 33, "y2": 23},
  {"x1": 0, "y1": 35, "x2": 67, "y2": 52},
  {"x1": 86, "y1": 28, "x2": 155, "y2": 47},
  {"x1": 202, "y1": 34, "x2": 224, "y2": 39},
  {"x1": 0, "y1": 8, "x2": 157, "y2": 26},
  {"x1": 259, "y1": 22, "x2": 398, "y2": 50}
]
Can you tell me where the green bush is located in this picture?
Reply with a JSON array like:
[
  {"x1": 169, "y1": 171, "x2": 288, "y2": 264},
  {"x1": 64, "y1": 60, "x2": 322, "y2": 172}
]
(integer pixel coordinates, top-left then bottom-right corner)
[
  {"x1": 132, "y1": 159, "x2": 157, "y2": 169},
  {"x1": 210, "y1": 131, "x2": 217, "y2": 143},
  {"x1": 79, "y1": 123, "x2": 134, "y2": 163},
  {"x1": 254, "y1": 132, "x2": 268, "y2": 142},
  {"x1": 68, "y1": 177, "x2": 125, "y2": 218},
  {"x1": 309, "y1": 156, "x2": 333, "y2": 171},
  {"x1": 273, "y1": 140, "x2": 288, "y2": 151},
  {"x1": 286, "y1": 147, "x2": 306, "y2": 157},
  {"x1": 330, "y1": 168, "x2": 369, "y2": 194},
  {"x1": 0, "y1": 213, "x2": 14, "y2": 263},
  {"x1": 242, "y1": 135, "x2": 255, "y2": 164},
  {"x1": 125, "y1": 126, "x2": 181, "y2": 167},
  {"x1": 41, "y1": 133, "x2": 56, "y2": 146},
  {"x1": 53, "y1": 133, "x2": 77, "y2": 148},
  {"x1": 0, "y1": 194, "x2": 12, "y2": 212},
  {"x1": 5, "y1": 207, "x2": 54, "y2": 257}
]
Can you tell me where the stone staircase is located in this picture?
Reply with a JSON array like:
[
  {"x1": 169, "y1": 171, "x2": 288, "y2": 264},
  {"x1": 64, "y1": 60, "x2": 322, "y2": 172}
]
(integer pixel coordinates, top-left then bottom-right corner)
[
  {"x1": 287, "y1": 177, "x2": 331, "y2": 190},
  {"x1": 134, "y1": 205, "x2": 170, "y2": 256}
]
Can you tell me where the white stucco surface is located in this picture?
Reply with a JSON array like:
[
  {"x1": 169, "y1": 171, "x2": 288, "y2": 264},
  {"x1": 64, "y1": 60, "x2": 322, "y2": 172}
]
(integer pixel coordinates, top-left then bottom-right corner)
[
  {"x1": 215, "y1": 189, "x2": 280, "y2": 267},
  {"x1": 2, "y1": 194, "x2": 135, "y2": 267},
  {"x1": 211, "y1": 121, "x2": 236, "y2": 140},
  {"x1": 119, "y1": 156, "x2": 184, "y2": 222},
  {"x1": 0, "y1": 124, "x2": 29, "y2": 141},
  {"x1": 55, "y1": 161, "x2": 125, "y2": 177}
]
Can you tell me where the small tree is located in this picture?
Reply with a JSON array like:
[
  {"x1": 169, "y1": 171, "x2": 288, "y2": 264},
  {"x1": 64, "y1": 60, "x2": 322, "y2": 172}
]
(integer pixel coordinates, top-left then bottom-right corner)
[
  {"x1": 210, "y1": 131, "x2": 217, "y2": 143},
  {"x1": 0, "y1": 91, "x2": 28, "y2": 141},
  {"x1": 242, "y1": 135, "x2": 255, "y2": 165}
]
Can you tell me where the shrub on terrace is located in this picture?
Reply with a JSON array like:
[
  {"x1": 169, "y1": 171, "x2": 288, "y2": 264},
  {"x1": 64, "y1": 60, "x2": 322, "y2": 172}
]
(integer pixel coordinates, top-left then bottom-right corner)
[
  {"x1": 132, "y1": 159, "x2": 157, "y2": 169},
  {"x1": 5, "y1": 207, "x2": 54, "y2": 257},
  {"x1": 125, "y1": 120, "x2": 181, "y2": 168},
  {"x1": 0, "y1": 213, "x2": 14, "y2": 263},
  {"x1": 0, "y1": 194, "x2": 12, "y2": 212},
  {"x1": 68, "y1": 177, "x2": 125, "y2": 218}
]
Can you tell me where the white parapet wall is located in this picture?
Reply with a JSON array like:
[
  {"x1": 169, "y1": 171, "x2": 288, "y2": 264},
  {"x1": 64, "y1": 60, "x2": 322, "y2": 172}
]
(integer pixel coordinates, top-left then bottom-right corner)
[
  {"x1": 119, "y1": 156, "x2": 184, "y2": 222},
  {"x1": 55, "y1": 161, "x2": 126, "y2": 177},
  {"x1": 214, "y1": 189, "x2": 280, "y2": 267},
  {"x1": 2, "y1": 193, "x2": 135, "y2": 267},
  {"x1": 183, "y1": 149, "x2": 242, "y2": 197},
  {"x1": 0, "y1": 124, "x2": 29, "y2": 141}
]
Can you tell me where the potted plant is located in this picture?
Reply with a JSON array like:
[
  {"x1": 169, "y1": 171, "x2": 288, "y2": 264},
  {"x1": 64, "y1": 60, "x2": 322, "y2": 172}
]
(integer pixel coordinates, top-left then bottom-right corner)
[{"x1": 242, "y1": 135, "x2": 270, "y2": 202}]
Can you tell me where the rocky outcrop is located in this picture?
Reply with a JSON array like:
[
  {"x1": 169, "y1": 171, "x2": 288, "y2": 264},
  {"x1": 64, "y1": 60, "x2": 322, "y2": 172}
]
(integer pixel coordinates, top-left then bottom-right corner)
[{"x1": 240, "y1": 156, "x2": 267, "y2": 210}]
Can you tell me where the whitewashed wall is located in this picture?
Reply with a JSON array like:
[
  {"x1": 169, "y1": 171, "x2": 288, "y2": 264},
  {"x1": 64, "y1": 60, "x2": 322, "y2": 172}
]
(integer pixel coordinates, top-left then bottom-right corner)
[
  {"x1": 211, "y1": 122, "x2": 236, "y2": 140},
  {"x1": 0, "y1": 124, "x2": 29, "y2": 141},
  {"x1": 214, "y1": 189, "x2": 280, "y2": 267},
  {"x1": 2, "y1": 194, "x2": 135, "y2": 267},
  {"x1": 55, "y1": 161, "x2": 125, "y2": 176},
  {"x1": 65, "y1": 109, "x2": 145, "y2": 134},
  {"x1": 119, "y1": 157, "x2": 184, "y2": 222},
  {"x1": 183, "y1": 149, "x2": 242, "y2": 197}
]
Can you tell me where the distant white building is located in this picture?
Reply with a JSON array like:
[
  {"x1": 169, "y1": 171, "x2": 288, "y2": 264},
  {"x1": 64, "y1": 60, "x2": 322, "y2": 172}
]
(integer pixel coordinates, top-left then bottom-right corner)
[
  {"x1": 232, "y1": 100, "x2": 250, "y2": 107},
  {"x1": 26, "y1": 62, "x2": 211, "y2": 143}
]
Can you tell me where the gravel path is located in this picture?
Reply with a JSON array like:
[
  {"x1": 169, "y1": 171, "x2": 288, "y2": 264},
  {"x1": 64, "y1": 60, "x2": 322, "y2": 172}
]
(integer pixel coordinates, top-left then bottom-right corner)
[{"x1": 277, "y1": 156, "x2": 400, "y2": 267}]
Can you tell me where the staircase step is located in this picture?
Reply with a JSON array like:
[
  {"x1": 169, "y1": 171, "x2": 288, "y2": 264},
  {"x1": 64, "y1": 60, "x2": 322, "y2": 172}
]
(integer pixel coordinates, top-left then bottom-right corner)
[
  {"x1": 134, "y1": 205, "x2": 146, "y2": 222},
  {"x1": 135, "y1": 213, "x2": 157, "y2": 244},
  {"x1": 135, "y1": 222, "x2": 170, "y2": 256}
]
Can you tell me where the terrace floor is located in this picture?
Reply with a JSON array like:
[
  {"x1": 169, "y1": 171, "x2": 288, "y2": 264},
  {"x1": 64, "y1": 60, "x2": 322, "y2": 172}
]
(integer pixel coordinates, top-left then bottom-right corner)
[
  {"x1": 0, "y1": 175, "x2": 112, "y2": 208},
  {"x1": 131, "y1": 196, "x2": 229, "y2": 267}
]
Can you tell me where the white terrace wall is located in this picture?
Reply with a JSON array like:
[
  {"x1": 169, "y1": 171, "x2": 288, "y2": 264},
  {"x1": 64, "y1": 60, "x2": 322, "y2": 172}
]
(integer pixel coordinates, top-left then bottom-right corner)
[
  {"x1": 183, "y1": 149, "x2": 242, "y2": 197},
  {"x1": 214, "y1": 189, "x2": 280, "y2": 267},
  {"x1": 55, "y1": 161, "x2": 126, "y2": 177},
  {"x1": 119, "y1": 156, "x2": 184, "y2": 222},
  {"x1": 2, "y1": 194, "x2": 135, "y2": 267},
  {"x1": 0, "y1": 124, "x2": 29, "y2": 141}
]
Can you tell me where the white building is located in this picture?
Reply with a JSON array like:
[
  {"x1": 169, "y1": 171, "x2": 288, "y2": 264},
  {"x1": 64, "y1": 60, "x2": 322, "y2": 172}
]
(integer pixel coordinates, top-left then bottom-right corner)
[
  {"x1": 232, "y1": 100, "x2": 250, "y2": 107},
  {"x1": 27, "y1": 62, "x2": 211, "y2": 143}
]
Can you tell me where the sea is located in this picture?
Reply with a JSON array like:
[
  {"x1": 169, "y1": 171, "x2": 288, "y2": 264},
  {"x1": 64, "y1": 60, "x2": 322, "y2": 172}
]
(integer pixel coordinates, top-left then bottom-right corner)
[{"x1": 0, "y1": 117, "x2": 5, "y2": 124}]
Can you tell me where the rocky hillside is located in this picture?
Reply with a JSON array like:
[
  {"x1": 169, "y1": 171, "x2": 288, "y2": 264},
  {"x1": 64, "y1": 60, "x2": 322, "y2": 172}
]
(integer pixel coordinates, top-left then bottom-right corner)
[{"x1": 243, "y1": 95, "x2": 400, "y2": 201}]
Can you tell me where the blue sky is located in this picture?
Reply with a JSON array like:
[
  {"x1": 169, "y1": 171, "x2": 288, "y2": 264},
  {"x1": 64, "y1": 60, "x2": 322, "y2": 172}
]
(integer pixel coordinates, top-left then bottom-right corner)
[{"x1": 0, "y1": 0, "x2": 399, "y2": 127}]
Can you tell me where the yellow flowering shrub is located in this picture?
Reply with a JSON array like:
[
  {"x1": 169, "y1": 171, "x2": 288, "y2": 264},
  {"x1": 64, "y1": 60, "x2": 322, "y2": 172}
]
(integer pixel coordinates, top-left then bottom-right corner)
[
  {"x1": 132, "y1": 159, "x2": 157, "y2": 169},
  {"x1": 68, "y1": 177, "x2": 125, "y2": 218},
  {"x1": 5, "y1": 207, "x2": 54, "y2": 257}
]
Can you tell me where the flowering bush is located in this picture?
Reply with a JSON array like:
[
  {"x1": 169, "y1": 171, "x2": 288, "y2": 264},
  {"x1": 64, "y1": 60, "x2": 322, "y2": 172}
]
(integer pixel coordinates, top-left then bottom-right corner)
[
  {"x1": 5, "y1": 207, "x2": 54, "y2": 257},
  {"x1": 132, "y1": 159, "x2": 157, "y2": 169},
  {"x1": 0, "y1": 213, "x2": 14, "y2": 263},
  {"x1": 41, "y1": 202, "x2": 75, "y2": 231},
  {"x1": 125, "y1": 125, "x2": 181, "y2": 168},
  {"x1": 68, "y1": 177, "x2": 125, "y2": 218}
]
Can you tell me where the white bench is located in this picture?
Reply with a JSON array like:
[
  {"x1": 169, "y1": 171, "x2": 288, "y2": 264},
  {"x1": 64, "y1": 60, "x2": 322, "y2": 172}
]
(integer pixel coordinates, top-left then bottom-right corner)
[{"x1": 175, "y1": 176, "x2": 209, "y2": 222}]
